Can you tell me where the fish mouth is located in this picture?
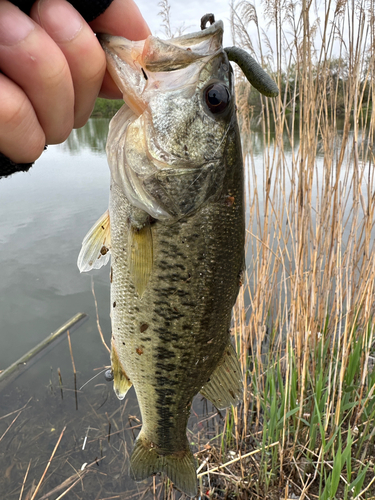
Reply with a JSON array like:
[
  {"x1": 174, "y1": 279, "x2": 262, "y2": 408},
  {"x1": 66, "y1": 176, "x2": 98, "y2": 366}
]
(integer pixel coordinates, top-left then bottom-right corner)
[
  {"x1": 98, "y1": 20, "x2": 223, "y2": 69},
  {"x1": 97, "y1": 21, "x2": 224, "y2": 116},
  {"x1": 101, "y1": 21, "x2": 231, "y2": 221}
]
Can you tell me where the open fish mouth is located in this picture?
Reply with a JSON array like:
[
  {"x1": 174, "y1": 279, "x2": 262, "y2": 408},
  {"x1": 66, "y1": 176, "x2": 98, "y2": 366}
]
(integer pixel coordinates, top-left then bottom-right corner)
[
  {"x1": 99, "y1": 18, "x2": 224, "y2": 66},
  {"x1": 98, "y1": 20, "x2": 235, "y2": 221},
  {"x1": 97, "y1": 16, "x2": 278, "y2": 222},
  {"x1": 98, "y1": 14, "x2": 278, "y2": 117},
  {"x1": 98, "y1": 20, "x2": 225, "y2": 116}
]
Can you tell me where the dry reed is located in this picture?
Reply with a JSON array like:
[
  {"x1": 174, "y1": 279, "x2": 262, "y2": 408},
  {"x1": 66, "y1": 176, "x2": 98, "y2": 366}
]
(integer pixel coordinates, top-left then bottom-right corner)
[{"x1": 219, "y1": 0, "x2": 375, "y2": 497}]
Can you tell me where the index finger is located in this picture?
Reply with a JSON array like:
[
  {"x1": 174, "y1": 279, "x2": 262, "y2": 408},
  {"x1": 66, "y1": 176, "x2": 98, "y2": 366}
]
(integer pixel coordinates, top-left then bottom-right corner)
[{"x1": 89, "y1": 0, "x2": 151, "y2": 99}]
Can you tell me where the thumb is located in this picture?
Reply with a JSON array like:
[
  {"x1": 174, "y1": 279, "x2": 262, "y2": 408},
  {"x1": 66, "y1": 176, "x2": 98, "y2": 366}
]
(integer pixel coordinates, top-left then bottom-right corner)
[{"x1": 90, "y1": 0, "x2": 151, "y2": 99}]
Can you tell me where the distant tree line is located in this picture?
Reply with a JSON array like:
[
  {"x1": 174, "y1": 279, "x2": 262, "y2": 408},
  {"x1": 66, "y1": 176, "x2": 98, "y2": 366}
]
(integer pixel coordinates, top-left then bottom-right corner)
[
  {"x1": 91, "y1": 98, "x2": 123, "y2": 118},
  {"x1": 241, "y1": 55, "x2": 373, "y2": 119}
]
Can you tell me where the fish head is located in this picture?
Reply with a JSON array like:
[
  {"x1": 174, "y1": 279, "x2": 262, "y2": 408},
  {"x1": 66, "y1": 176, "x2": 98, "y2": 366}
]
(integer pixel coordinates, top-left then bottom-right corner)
[{"x1": 100, "y1": 21, "x2": 237, "y2": 220}]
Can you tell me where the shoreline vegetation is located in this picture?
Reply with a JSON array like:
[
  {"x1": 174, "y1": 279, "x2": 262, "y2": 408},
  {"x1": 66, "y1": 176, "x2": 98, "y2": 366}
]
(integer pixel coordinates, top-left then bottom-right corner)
[
  {"x1": 200, "y1": 0, "x2": 375, "y2": 498},
  {"x1": 89, "y1": 0, "x2": 373, "y2": 498},
  {"x1": 91, "y1": 98, "x2": 123, "y2": 118}
]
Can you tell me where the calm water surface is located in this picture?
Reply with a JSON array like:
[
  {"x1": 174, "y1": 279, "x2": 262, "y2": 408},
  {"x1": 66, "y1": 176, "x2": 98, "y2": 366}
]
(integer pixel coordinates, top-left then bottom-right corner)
[
  {"x1": 0, "y1": 119, "x2": 110, "y2": 369},
  {"x1": 0, "y1": 118, "x2": 348, "y2": 370}
]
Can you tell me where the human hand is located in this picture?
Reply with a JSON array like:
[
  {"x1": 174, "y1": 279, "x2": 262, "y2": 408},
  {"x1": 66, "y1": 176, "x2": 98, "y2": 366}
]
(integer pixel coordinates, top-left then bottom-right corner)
[{"x1": 0, "y1": 0, "x2": 150, "y2": 166}]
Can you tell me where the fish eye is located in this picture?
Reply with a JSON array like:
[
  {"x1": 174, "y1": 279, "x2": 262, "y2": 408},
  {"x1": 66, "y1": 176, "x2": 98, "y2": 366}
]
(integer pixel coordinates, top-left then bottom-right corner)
[{"x1": 204, "y1": 83, "x2": 230, "y2": 113}]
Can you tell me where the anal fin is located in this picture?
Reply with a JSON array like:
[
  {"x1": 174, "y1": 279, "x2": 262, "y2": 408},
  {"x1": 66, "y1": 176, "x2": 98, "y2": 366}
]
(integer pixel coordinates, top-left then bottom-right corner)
[
  {"x1": 130, "y1": 430, "x2": 197, "y2": 497},
  {"x1": 111, "y1": 341, "x2": 132, "y2": 400},
  {"x1": 200, "y1": 342, "x2": 243, "y2": 410},
  {"x1": 128, "y1": 222, "x2": 153, "y2": 297}
]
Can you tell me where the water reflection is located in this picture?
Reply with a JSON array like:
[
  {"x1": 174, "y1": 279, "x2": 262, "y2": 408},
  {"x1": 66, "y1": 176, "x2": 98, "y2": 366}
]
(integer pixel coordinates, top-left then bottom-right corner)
[
  {"x1": 244, "y1": 116, "x2": 347, "y2": 158},
  {"x1": 63, "y1": 118, "x2": 111, "y2": 154},
  {"x1": 0, "y1": 332, "x2": 216, "y2": 500},
  {"x1": 243, "y1": 120, "x2": 375, "y2": 349}
]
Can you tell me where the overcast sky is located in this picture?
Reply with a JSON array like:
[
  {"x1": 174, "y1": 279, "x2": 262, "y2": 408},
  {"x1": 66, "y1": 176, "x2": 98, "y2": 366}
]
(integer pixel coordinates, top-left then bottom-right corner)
[
  {"x1": 135, "y1": 0, "x2": 235, "y2": 46},
  {"x1": 133, "y1": 1, "x2": 348, "y2": 64}
]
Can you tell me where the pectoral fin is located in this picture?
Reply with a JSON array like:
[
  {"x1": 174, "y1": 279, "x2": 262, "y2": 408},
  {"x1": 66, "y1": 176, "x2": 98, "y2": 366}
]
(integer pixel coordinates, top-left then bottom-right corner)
[
  {"x1": 200, "y1": 342, "x2": 243, "y2": 410},
  {"x1": 77, "y1": 210, "x2": 111, "y2": 272},
  {"x1": 128, "y1": 222, "x2": 153, "y2": 297},
  {"x1": 111, "y1": 342, "x2": 132, "y2": 400}
]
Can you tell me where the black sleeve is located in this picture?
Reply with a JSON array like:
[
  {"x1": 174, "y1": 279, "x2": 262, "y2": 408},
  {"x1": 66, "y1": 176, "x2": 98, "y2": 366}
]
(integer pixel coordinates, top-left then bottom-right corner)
[
  {"x1": 0, "y1": 153, "x2": 33, "y2": 177},
  {"x1": 9, "y1": 0, "x2": 114, "y2": 23},
  {"x1": 1, "y1": 0, "x2": 115, "y2": 178}
]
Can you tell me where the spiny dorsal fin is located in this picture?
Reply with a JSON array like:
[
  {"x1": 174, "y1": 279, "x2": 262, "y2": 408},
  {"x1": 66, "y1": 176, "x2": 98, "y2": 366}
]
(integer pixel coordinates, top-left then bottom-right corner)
[
  {"x1": 111, "y1": 341, "x2": 132, "y2": 400},
  {"x1": 200, "y1": 342, "x2": 243, "y2": 410},
  {"x1": 77, "y1": 210, "x2": 111, "y2": 273},
  {"x1": 128, "y1": 222, "x2": 153, "y2": 297},
  {"x1": 130, "y1": 430, "x2": 197, "y2": 497}
]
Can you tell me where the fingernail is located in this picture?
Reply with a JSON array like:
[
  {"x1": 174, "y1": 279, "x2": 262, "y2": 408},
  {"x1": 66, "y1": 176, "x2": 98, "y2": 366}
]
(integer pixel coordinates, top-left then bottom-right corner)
[
  {"x1": 38, "y1": 0, "x2": 82, "y2": 42},
  {"x1": 0, "y1": 5, "x2": 35, "y2": 45}
]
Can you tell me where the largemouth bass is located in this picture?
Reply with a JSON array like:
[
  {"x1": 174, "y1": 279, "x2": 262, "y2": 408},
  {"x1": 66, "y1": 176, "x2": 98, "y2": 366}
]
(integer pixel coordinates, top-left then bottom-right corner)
[{"x1": 78, "y1": 15, "x2": 278, "y2": 497}]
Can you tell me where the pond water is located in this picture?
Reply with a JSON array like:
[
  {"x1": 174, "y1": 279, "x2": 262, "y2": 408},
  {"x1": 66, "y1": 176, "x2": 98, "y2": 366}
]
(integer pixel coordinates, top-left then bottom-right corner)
[
  {"x1": 0, "y1": 116, "x2": 355, "y2": 372},
  {"x1": 0, "y1": 119, "x2": 111, "y2": 372}
]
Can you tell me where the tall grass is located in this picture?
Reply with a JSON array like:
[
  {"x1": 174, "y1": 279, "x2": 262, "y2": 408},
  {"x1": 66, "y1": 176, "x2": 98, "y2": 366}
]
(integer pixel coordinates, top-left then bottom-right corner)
[{"x1": 209, "y1": 0, "x2": 375, "y2": 497}]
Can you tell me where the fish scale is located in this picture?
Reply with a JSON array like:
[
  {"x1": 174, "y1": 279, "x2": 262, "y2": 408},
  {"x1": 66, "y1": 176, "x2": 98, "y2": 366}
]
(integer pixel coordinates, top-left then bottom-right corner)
[{"x1": 78, "y1": 16, "x2": 278, "y2": 497}]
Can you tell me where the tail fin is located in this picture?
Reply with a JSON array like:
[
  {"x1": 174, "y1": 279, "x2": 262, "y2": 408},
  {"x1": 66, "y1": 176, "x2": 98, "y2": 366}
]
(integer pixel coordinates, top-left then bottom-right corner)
[{"x1": 130, "y1": 430, "x2": 197, "y2": 497}]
